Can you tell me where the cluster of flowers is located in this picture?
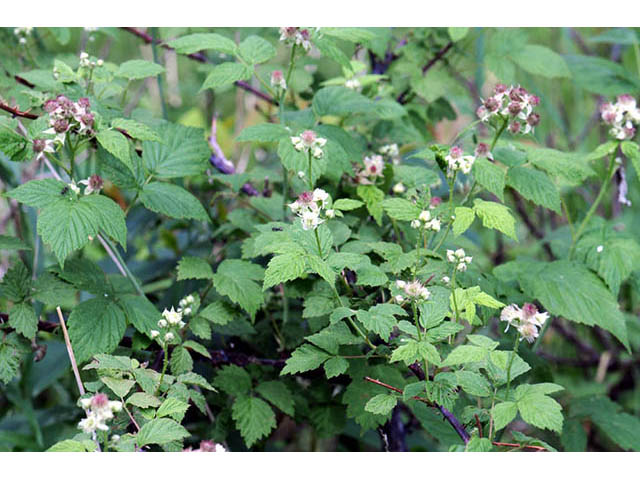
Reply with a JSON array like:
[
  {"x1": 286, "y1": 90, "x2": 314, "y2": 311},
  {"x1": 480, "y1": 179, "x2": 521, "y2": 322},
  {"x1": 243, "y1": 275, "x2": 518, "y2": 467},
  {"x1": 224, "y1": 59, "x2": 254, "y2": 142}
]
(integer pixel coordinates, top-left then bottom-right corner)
[
  {"x1": 78, "y1": 51, "x2": 104, "y2": 69},
  {"x1": 410, "y1": 209, "x2": 441, "y2": 232},
  {"x1": 355, "y1": 155, "x2": 385, "y2": 185},
  {"x1": 477, "y1": 84, "x2": 541, "y2": 135},
  {"x1": 600, "y1": 94, "x2": 640, "y2": 140},
  {"x1": 14, "y1": 27, "x2": 33, "y2": 44},
  {"x1": 288, "y1": 189, "x2": 332, "y2": 230},
  {"x1": 270, "y1": 70, "x2": 287, "y2": 90},
  {"x1": 379, "y1": 143, "x2": 401, "y2": 165},
  {"x1": 185, "y1": 440, "x2": 227, "y2": 452},
  {"x1": 42, "y1": 95, "x2": 95, "y2": 144},
  {"x1": 394, "y1": 279, "x2": 431, "y2": 303},
  {"x1": 279, "y1": 27, "x2": 312, "y2": 51},
  {"x1": 291, "y1": 130, "x2": 327, "y2": 159},
  {"x1": 150, "y1": 295, "x2": 195, "y2": 342},
  {"x1": 500, "y1": 302, "x2": 549, "y2": 343},
  {"x1": 344, "y1": 78, "x2": 361, "y2": 90},
  {"x1": 77, "y1": 393, "x2": 122, "y2": 435},
  {"x1": 445, "y1": 146, "x2": 476, "y2": 178},
  {"x1": 446, "y1": 248, "x2": 472, "y2": 272}
]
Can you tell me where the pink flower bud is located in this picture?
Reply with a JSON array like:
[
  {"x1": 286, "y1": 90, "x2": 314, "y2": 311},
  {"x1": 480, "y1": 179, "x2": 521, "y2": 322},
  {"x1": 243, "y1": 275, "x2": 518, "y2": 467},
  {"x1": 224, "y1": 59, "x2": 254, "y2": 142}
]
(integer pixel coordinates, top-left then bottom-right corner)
[
  {"x1": 507, "y1": 102, "x2": 522, "y2": 116},
  {"x1": 494, "y1": 83, "x2": 508, "y2": 95},
  {"x1": 91, "y1": 393, "x2": 109, "y2": 409},
  {"x1": 430, "y1": 196, "x2": 442, "y2": 208},
  {"x1": 43, "y1": 99, "x2": 58, "y2": 112},
  {"x1": 484, "y1": 96, "x2": 500, "y2": 112},
  {"x1": 526, "y1": 112, "x2": 540, "y2": 126},
  {"x1": 508, "y1": 121, "x2": 521, "y2": 134},
  {"x1": 77, "y1": 97, "x2": 91, "y2": 108},
  {"x1": 33, "y1": 139, "x2": 46, "y2": 153},
  {"x1": 474, "y1": 142, "x2": 490, "y2": 157},
  {"x1": 300, "y1": 130, "x2": 317, "y2": 146},
  {"x1": 449, "y1": 146, "x2": 463, "y2": 159},
  {"x1": 53, "y1": 118, "x2": 69, "y2": 133}
]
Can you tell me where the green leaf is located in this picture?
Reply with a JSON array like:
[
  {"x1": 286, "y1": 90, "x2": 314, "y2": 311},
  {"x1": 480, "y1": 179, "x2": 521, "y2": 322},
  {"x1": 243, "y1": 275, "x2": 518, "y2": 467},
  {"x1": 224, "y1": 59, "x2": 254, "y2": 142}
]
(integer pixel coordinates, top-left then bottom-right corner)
[
  {"x1": 516, "y1": 387, "x2": 563, "y2": 433},
  {"x1": 453, "y1": 207, "x2": 475, "y2": 237},
  {"x1": 263, "y1": 252, "x2": 306, "y2": 290},
  {"x1": 443, "y1": 345, "x2": 487, "y2": 366},
  {"x1": 507, "y1": 165, "x2": 561, "y2": 213},
  {"x1": 238, "y1": 35, "x2": 276, "y2": 64},
  {"x1": 305, "y1": 254, "x2": 336, "y2": 286},
  {"x1": 466, "y1": 437, "x2": 493, "y2": 452},
  {"x1": 101, "y1": 376, "x2": 135, "y2": 397},
  {"x1": 170, "y1": 346, "x2": 193, "y2": 375},
  {"x1": 525, "y1": 147, "x2": 595, "y2": 186},
  {"x1": 232, "y1": 396, "x2": 276, "y2": 448},
  {"x1": 47, "y1": 440, "x2": 90, "y2": 452},
  {"x1": 67, "y1": 298, "x2": 127, "y2": 362},
  {"x1": 281, "y1": 344, "x2": 331, "y2": 375},
  {"x1": 621, "y1": 141, "x2": 640, "y2": 179},
  {"x1": 118, "y1": 294, "x2": 160, "y2": 336},
  {"x1": 177, "y1": 372, "x2": 216, "y2": 391},
  {"x1": 313, "y1": 36, "x2": 353, "y2": 72},
  {"x1": 473, "y1": 199, "x2": 517, "y2": 240},
  {"x1": 364, "y1": 394, "x2": 397, "y2": 415},
  {"x1": 136, "y1": 418, "x2": 190, "y2": 446},
  {"x1": 96, "y1": 130, "x2": 132, "y2": 171},
  {"x1": 455, "y1": 371, "x2": 491, "y2": 397},
  {"x1": 213, "y1": 259, "x2": 264, "y2": 318},
  {"x1": 32, "y1": 272, "x2": 75, "y2": 305},
  {"x1": 182, "y1": 340, "x2": 210, "y2": 359},
  {"x1": 382, "y1": 197, "x2": 422, "y2": 221},
  {"x1": 306, "y1": 321, "x2": 360, "y2": 355},
  {"x1": 356, "y1": 304, "x2": 407, "y2": 341},
  {"x1": 176, "y1": 256, "x2": 214, "y2": 280},
  {"x1": 0, "y1": 333, "x2": 28, "y2": 384},
  {"x1": 166, "y1": 33, "x2": 238, "y2": 55},
  {"x1": 127, "y1": 392, "x2": 161, "y2": 409},
  {"x1": 111, "y1": 118, "x2": 162, "y2": 143},
  {"x1": 83, "y1": 194, "x2": 127, "y2": 248},
  {"x1": 140, "y1": 182, "x2": 209, "y2": 222},
  {"x1": 142, "y1": 123, "x2": 210, "y2": 179},
  {"x1": 0, "y1": 124, "x2": 29, "y2": 162},
  {"x1": 214, "y1": 364, "x2": 252, "y2": 397},
  {"x1": 256, "y1": 381, "x2": 295, "y2": 416},
  {"x1": 200, "y1": 62, "x2": 252, "y2": 91},
  {"x1": 0, "y1": 235, "x2": 31, "y2": 251},
  {"x1": 198, "y1": 301, "x2": 234, "y2": 325},
  {"x1": 6, "y1": 178, "x2": 67, "y2": 208},
  {"x1": 8, "y1": 302, "x2": 38, "y2": 339},
  {"x1": 333, "y1": 199, "x2": 364, "y2": 211},
  {"x1": 472, "y1": 157, "x2": 505, "y2": 201},
  {"x1": 156, "y1": 397, "x2": 190, "y2": 421},
  {"x1": 0, "y1": 261, "x2": 31, "y2": 302},
  {"x1": 512, "y1": 44, "x2": 571, "y2": 78},
  {"x1": 517, "y1": 260, "x2": 629, "y2": 350},
  {"x1": 448, "y1": 27, "x2": 469, "y2": 42},
  {"x1": 323, "y1": 357, "x2": 349, "y2": 379},
  {"x1": 236, "y1": 123, "x2": 290, "y2": 143},
  {"x1": 37, "y1": 198, "x2": 100, "y2": 267},
  {"x1": 117, "y1": 59, "x2": 165, "y2": 80},
  {"x1": 357, "y1": 185, "x2": 384, "y2": 225},
  {"x1": 492, "y1": 401, "x2": 518, "y2": 431}
]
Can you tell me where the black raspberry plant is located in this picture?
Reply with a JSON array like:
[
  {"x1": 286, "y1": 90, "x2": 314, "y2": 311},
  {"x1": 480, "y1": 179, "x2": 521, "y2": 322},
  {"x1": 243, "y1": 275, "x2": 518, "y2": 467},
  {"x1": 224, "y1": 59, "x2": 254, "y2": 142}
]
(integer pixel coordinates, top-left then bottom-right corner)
[{"x1": 1, "y1": 26, "x2": 640, "y2": 453}]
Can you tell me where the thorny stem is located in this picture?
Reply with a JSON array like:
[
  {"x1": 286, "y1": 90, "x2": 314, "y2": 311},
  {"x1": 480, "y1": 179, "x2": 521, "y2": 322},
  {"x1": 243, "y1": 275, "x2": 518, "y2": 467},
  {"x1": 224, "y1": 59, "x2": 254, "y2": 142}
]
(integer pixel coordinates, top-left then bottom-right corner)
[
  {"x1": 569, "y1": 152, "x2": 617, "y2": 258},
  {"x1": 155, "y1": 345, "x2": 169, "y2": 396}
]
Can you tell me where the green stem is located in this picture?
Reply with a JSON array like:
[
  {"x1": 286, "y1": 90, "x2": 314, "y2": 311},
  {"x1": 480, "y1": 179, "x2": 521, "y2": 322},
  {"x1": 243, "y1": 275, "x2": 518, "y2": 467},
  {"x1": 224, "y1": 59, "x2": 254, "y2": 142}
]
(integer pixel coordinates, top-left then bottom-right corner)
[
  {"x1": 100, "y1": 235, "x2": 145, "y2": 296},
  {"x1": 155, "y1": 346, "x2": 169, "y2": 396},
  {"x1": 284, "y1": 45, "x2": 297, "y2": 104},
  {"x1": 307, "y1": 150, "x2": 314, "y2": 190},
  {"x1": 569, "y1": 153, "x2": 617, "y2": 258},
  {"x1": 505, "y1": 334, "x2": 521, "y2": 400},
  {"x1": 490, "y1": 116, "x2": 508, "y2": 151}
]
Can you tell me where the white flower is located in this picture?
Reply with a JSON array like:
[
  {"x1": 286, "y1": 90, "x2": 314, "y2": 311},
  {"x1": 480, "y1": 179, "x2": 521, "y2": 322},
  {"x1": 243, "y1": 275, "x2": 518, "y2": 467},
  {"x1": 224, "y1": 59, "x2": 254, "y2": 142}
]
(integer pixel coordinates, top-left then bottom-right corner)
[
  {"x1": 182, "y1": 308, "x2": 192, "y2": 316},
  {"x1": 517, "y1": 322, "x2": 539, "y2": 343},
  {"x1": 79, "y1": 51, "x2": 91, "y2": 68},
  {"x1": 78, "y1": 415, "x2": 97, "y2": 434},
  {"x1": 455, "y1": 248, "x2": 466, "y2": 259},
  {"x1": 395, "y1": 280, "x2": 407, "y2": 289},
  {"x1": 379, "y1": 144, "x2": 399, "y2": 158},
  {"x1": 68, "y1": 181, "x2": 80, "y2": 195},
  {"x1": 297, "y1": 171, "x2": 306, "y2": 179},
  {"x1": 446, "y1": 249, "x2": 456, "y2": 263},
  {"x1": 596, "y1": 245, "x2": 604, "y2": 253},
  {"x1": 392, "y1": 182, "x2": 406, "y2": 194},
  {"x1": 162, "y1": 307, "x2": 183, "y2": 325},
  {"x1": 164, "y1": 332, "x2": 174, "y2": 342},
  {"x1": 441, "y1": 276, "x2": 450, "y2": 285},
  {"x1": 78, "y1": 174, "x2": 103, "y2": 195},
  {"x1": 80, "y1": 398, "x2": 93, "y2": 409},
  {"x1": 410, "y1": 219, "x2": 421, "y2": 229},
  {"x1": 345, "y1": 78, "x2": 361, "y2": 90},
  {"x1": 96, "y1": 59, "x2": 104, "y2": 67},
  {"x1": 270, "y1": 70, "x2": 287, "y2": 90},
  {"x1": 500, "y1": 304, "x2": 522, "y2": 332},
  {"x1": 150, "y1": 330, "x2": 160, "y2": 338},
  {"x1": 325, "y1": 209, "x2": 335, "y2": 219},
  {"x1": 418, "y1": 210, "x2": 431, "y2": 222},
  {"x1": 425, "y1": 218, "x2": 441, "y2": 232},
  {"x1": 301, "y1": 209, "x2": 323, "y2": 231},
  {"x1": 394, "y1": 295, "x2": 405, "y2": 303},
  {"x1": 108, "y1": 401, "x2": 122, "y2": 413},
  {"x1": 312, "y1": 188, "x2": 329, "y2": 208},
  {"x1": 157, "y1": 319, "x2": 167, "y2": 328}
]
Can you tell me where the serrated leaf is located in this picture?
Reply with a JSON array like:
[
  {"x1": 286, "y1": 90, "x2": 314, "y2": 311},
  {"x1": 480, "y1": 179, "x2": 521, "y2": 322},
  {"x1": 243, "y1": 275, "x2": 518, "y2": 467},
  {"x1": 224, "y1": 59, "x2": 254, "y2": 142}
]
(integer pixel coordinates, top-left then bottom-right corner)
[
  {"x1": 47, "y1": 440, "x2": 90, "y2": 452},
  {"x1": 198, "y1": 301, "x2": 233, "y2": 325},
  {"x1": 492, "y1": 401, "x2": 518, "y2": 431},
  {"x1": 364, "y1": 394, "x2": 397, "y2": 415},
  {"x1": 473, "y1": 199, "x2": 517, "y2": 240},
  {"x1": 213, "y1": 259, "x2": 264, "y2": 318},
  {"x1": 323, "y1": 357, "x2": 349, "y2": 379},
  {"x1": 232, "y1": 396, "x2": 276, "y2": 448},
  {"x1": 214, "y1": 365, "x2": 252, "y2": 396},
  {"x1": 333, "y1": 199, "x2": 364, "y2": 211},
  {"x1": 0, "y1": 235, "x2": 31, "y2": 251},
  {"x1": 142, "y1": 123, "x2": 210, "y2": 179},
  {"x1": 453, "y1": 207, "x2": 475, "y2": 237},
  {"x1": 473, "y1": 157, "x2": 505, "y2": 201},
  {"x1": 357, "y1": 185, "x2": 384, "y2": 225},
  {"x1": 166, "y1": 33, "x2": 238, "y2": 55},
  {"x1": 6, "y1": 178, "x2": 67, "y2": 208},
  {"x1": 516, "y1": 392, "x2": 563, "y2": 433},
  {"x1": 136, "y1": 418, "x2": 190, "y2": 446},
  {"x1": 127, "y1": 392, "x2": 161, "y2": 408},
  {"x1": 176, "y1": 256, "x2": 214, "y2": 280},
  {"x1": 238, "y1": 35, "x2": 276, "y2": 64},
  {"x1": 118, "y1": 294, "x2": 160, "y2": 336},
  {"x1": 101, "y1": 376, "x2": 135, "y2": 397},
  {"x1": 281, "y1": 344, "x2": 331, "y2": 375},
  {"x1": 67, "y1": 298, "x2": 127, "y2": 362},
  {"x1": 512, "y1": 44, "x2": 571, "y2": 79},
  {"x1": 382, "y1": 197, "x2": 421, "y2": 221},
  {"x1": 356, "y1": 304, "x2": 407, "y2": 341},
  {"x1": 112, "y1": 118, "x2": 162, "y2": 143},
  {"x1": 170, "y1": 346, "x2": 193, "y2": 375},
  {"x1": 507, "y1": 165, "x2": 561, "y2": 213},
  {"x1": 140, "y1": 182, "x2": 209, "y2": 222},
  {"x1": 177, "y1": 372, "x2": 215, "y2": 391},
  {"x1": 83, "y1": 194, "x2": 127, "y2": 248},
  {"x1": 201, "y1": 62, "x2": 252, "y2": 91},
  {"x1": 8, "y1": 302, "x2": 37, "y2": 339},
  {"x1": 97, "y1": 130, "x2": 133, "y2": 172},
  {"x1": 156, "y1": 397, "x2": 190, "y2": 421},
  {"x1": 256, "y1": 381, "x2": 295, "y2": 416},
  {"x1": 263, "y1": 252, "x2": 306, "y2": 290},
  {"x1": 117, "y1": 59, "x2": 165, "y2": 80}
]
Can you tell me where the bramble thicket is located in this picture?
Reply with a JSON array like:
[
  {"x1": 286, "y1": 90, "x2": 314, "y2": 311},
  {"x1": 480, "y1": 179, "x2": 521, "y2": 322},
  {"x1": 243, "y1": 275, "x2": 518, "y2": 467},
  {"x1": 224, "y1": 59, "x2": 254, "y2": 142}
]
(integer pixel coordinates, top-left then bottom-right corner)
[{"x1": 1, "y1": 26, "x2": 640, "y2": 452}]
